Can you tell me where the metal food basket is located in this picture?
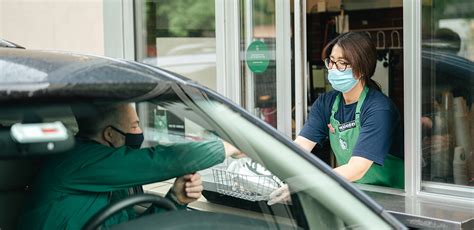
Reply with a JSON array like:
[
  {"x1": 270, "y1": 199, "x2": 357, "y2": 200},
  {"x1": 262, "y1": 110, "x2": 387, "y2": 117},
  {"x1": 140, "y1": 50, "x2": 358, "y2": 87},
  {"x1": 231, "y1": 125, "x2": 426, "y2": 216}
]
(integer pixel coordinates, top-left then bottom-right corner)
[{"x1": 212, "y1": 165, "x2": 281, "y2": 202}]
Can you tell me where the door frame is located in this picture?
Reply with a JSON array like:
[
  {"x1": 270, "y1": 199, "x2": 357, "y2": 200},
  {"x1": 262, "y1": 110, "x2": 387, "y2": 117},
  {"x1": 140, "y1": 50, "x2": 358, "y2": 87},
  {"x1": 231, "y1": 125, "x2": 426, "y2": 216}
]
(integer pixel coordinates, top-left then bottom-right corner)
[
  {"x1": 216, "y1": 0, "x2": 307, "y2": 139},
  {"x1": 275, "y1": 0, "x2": 293, "y2": 138},
  {"x1": 103, "y1": 0, "x2": 135, "y2": 60}
]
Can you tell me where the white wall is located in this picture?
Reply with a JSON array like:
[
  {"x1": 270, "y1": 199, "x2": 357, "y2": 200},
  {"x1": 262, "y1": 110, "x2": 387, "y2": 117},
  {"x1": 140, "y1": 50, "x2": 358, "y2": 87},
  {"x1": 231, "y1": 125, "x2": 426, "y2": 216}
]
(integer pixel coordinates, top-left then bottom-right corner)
[{"x1": 0, "y1": 0, "x2": 104, "y2": 55}]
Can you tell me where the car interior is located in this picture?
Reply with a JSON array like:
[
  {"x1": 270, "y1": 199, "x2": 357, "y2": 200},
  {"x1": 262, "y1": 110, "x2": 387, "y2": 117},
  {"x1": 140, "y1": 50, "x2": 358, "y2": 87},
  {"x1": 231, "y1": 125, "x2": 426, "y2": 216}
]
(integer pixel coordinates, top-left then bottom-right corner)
[
  {"x1": 0, "y1": 105, "x2": 77, "y2": 229},
  {"x1": 0, "y1": 103, "x2": 291, "y2": 229},
  {"x1": 0, "y1": 103, "x2": 297, "y2": 229}
]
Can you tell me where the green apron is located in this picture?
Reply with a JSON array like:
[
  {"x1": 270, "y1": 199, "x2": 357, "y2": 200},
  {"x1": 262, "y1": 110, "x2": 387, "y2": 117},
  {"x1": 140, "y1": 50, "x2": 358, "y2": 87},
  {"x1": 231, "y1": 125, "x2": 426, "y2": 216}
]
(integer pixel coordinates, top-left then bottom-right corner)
[{"x1": 328, "y1": 87, "x2": 404, "y2": 189}]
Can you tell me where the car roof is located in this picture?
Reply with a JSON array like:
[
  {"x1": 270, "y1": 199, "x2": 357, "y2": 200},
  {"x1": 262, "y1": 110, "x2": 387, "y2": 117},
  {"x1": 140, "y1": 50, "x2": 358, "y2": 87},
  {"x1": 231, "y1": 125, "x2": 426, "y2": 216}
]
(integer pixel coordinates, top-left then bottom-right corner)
[{"x1": 0, "y1": 48, "x2": 192, "y2": 104}]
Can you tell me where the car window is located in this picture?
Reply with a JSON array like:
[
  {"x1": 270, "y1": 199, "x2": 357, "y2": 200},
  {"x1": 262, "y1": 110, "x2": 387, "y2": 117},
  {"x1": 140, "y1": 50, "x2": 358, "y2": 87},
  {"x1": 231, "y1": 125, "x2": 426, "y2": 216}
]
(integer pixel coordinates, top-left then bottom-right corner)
[
  {"x1": 0, "y1": 95, "x2": 392, "y2": 229},
  {"x1": 138, "y1": 86, "x2": 392, "y2": 229}
]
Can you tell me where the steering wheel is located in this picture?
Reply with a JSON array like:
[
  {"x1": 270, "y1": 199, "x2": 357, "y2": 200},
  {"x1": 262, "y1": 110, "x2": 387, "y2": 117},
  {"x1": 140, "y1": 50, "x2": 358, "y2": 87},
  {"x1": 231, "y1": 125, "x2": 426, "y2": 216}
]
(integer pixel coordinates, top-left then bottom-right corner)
[{"x1": 83, "y1": 193, "x2": 177, "y2": 230}]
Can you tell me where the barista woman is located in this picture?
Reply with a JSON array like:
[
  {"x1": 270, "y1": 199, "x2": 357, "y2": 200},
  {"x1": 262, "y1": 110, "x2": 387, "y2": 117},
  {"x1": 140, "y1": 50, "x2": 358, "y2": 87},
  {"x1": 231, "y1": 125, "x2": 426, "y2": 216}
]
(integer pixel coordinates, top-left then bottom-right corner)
[{"x1": 296, "y1": 32, "x2": 404, "y2": 189}]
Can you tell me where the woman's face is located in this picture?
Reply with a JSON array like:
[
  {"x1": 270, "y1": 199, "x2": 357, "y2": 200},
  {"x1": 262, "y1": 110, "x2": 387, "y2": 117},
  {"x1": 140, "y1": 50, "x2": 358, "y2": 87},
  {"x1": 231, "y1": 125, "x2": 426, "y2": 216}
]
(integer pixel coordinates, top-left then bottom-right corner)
[
  {"x1": 330, "y1": 44, "x2": 346, "y2": 63},
  {"x1": 330, "y1": 44, "x2": 364, "y2": 80},
  {"x1": 329, "y1": 45, "x2": 352, "y2": 73},
  {"x1": 329, "y1": 44, "x2": 351, "y2": 68}
]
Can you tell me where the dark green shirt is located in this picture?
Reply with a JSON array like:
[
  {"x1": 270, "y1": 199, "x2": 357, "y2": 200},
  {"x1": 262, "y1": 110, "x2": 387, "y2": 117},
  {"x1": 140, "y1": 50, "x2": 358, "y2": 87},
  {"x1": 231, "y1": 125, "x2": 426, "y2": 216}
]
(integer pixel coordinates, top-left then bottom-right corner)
[{"x1": 19, "y1": 139, "x2": 225, "y2": 229}]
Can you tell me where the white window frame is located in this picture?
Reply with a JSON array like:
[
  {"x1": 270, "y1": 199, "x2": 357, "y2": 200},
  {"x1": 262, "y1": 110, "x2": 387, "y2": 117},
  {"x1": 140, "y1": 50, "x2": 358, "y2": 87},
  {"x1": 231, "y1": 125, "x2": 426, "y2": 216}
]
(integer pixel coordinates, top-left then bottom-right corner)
[
  {"x1": 103, "y1": 0, "x2": 135, "y2": 60},
  {"x1": 403, "y1": 0, "x2": 473, "y2": 205}
]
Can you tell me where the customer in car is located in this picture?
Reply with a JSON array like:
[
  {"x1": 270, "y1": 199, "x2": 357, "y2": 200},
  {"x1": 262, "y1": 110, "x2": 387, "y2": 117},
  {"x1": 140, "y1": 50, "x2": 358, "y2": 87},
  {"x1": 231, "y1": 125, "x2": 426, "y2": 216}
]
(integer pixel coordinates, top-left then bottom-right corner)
[{"x1": 19, "y1": 103, "x2": 241, "y2": 229}]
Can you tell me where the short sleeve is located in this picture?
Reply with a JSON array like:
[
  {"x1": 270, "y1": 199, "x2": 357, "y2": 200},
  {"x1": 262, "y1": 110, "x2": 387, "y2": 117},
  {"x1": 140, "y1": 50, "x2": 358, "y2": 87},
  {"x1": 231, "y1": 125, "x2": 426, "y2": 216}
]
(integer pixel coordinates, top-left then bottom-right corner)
[
  {"x1": 299, "y1": 94, "x2": 331, "y2": 145},
  {"x1": 352, "y1": 109, "x2": 396, "y2": 165}
]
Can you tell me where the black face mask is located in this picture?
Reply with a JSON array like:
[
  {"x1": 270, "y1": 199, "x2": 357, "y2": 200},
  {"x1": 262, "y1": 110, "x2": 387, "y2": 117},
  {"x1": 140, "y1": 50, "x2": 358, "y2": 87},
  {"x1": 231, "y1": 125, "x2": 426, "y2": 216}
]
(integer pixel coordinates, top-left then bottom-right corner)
[{"x1": 108, "y1": 126, "x2": 144, "y2": 149}]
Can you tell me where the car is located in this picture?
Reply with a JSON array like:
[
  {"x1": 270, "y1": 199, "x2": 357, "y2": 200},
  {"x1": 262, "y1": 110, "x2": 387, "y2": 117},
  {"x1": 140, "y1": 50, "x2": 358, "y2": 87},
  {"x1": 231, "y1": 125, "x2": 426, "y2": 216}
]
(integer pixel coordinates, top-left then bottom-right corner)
[{"x1": 0, "y1": 44, "x2": 406, "y2": 229}]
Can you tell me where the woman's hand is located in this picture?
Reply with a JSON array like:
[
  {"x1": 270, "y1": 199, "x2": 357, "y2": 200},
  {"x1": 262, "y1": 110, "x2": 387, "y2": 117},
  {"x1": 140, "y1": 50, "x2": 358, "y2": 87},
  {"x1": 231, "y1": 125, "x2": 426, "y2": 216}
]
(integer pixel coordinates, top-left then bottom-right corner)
[{"x1": 267, "y1": 184, "x2": 292, "y2": 206}]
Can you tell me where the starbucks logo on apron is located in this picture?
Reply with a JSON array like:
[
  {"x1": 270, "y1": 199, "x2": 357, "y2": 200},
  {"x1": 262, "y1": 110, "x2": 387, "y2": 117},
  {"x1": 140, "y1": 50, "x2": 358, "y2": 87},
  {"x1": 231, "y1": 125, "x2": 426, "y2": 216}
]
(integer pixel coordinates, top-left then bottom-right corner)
[{"x1": 339, "y1": 138, "x2": 348, "y2": 150}]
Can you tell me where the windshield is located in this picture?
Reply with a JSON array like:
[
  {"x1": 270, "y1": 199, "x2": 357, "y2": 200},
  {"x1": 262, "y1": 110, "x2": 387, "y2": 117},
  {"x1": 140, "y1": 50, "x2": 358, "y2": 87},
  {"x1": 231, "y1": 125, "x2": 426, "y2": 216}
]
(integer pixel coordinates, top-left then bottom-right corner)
[
  {"x1": 1, "y1": 86, "x2": 393, "y2": 229},
  {"x1": 136, "y1": 84, "x2": 392, "y2": 229}
]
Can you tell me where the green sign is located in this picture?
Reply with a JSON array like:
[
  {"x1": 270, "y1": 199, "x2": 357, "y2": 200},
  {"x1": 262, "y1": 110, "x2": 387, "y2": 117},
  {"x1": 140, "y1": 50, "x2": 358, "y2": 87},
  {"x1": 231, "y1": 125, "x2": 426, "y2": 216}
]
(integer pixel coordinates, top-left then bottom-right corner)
[{"x1": 246, "y1": 40, "x2": 270, "y2": 74}]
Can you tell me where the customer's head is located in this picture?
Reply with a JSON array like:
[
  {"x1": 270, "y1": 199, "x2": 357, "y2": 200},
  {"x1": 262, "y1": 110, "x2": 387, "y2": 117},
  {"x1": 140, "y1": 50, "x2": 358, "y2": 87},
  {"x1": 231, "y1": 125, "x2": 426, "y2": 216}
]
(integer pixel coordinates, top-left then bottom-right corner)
[
  {"x1": 322, "y1": 32, "x2": 381, "y2": 91},
  {"x1": 76, "y1": 103, "x2": 143, "y2": 148}
]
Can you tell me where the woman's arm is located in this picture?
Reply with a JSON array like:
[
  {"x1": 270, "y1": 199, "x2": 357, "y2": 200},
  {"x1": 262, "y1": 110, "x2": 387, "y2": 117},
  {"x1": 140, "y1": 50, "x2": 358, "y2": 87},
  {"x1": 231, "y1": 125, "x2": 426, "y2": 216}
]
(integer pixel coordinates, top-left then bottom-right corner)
[
  {"x1": 295, "y1": 136, "x2": 373, "y2": 181},
  {"x1": 294, "y1": 136, "x2": 317, "y2": 152},
  {"x1": 334, "y1": 156, "x2": 373, "y2": 181}
]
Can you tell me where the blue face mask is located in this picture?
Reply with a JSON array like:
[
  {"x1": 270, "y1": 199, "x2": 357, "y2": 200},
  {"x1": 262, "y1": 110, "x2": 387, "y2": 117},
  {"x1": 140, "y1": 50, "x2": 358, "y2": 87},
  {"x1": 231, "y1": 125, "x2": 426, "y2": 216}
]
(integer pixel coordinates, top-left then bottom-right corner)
[{"x1": 328, "y1": 69, "x2": 359, "y2": 93}]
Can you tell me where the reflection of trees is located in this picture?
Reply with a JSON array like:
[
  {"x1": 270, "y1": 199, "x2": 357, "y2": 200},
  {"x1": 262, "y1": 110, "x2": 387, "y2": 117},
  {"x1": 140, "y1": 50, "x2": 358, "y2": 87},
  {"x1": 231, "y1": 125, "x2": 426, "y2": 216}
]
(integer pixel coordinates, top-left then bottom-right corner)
[
  {"x1": 431, "y1": 0, "x2": 474, "y2": 19},
  {"x1": 148, "y1": 0, "x2": 215, "y2": 37},
  {"x1": 145, "y1": 0, "x2": 276, "y2": 38},
  {"x1": 422, "y1": 0, "x2": 473, "y2": 37},
  {"x1": 252, "y1": 0, "x2": 275, "y2": 27}
]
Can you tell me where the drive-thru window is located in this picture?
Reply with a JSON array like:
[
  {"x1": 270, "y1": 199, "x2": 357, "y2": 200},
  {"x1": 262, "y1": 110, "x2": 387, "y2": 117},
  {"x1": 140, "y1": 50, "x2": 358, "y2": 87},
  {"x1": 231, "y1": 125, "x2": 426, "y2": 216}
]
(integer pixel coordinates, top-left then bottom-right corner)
[{"x1": 133, "y1": 0, "x2": 473, "y2": 228}]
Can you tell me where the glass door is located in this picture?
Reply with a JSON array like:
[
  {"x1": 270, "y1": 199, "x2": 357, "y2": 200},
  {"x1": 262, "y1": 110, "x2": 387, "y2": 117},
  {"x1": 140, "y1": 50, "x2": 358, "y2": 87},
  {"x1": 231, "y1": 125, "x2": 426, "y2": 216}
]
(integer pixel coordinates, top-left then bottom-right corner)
[
  {"x1": 135, "y1": 0, "x2": 218, "y2": 91},
  {"x1": 136, "y1": 0, "x2": 306, "y2": 139},
  {"x1": 238, "y1": 0, "x2": 296, "y2": 138}
]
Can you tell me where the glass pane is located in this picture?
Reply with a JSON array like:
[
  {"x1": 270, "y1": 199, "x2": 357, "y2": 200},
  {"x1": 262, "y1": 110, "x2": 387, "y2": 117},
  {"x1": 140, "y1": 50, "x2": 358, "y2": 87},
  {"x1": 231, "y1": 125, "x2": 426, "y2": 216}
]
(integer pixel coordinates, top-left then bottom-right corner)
[
  {"x1": 240, "y1": 0, "x2": 278, "y2": 128},
  {"x1": 135, "y1": 0, "x2": 217, "y2": 90},
  {"x1": 421, "y1": 0, "x2": 474, "y2": 190}
]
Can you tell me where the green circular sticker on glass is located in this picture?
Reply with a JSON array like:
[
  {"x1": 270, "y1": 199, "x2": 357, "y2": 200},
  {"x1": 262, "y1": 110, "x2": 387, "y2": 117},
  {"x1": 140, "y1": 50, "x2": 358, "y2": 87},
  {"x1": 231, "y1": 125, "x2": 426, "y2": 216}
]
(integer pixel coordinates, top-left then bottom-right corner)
[{"x1": 246, "y1": 40, "x2": 270, "y2": 73}]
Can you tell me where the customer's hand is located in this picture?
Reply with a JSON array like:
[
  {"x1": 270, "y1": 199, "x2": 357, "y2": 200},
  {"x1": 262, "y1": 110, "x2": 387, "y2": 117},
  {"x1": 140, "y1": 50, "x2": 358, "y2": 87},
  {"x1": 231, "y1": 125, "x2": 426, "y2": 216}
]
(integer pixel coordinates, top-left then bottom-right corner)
[
  {"x1": 171, "y1": 173, "x2": 203, "y2": 204},
  {"x1": 267, "y1": 184, "x2": 292, "y2": 206}
]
